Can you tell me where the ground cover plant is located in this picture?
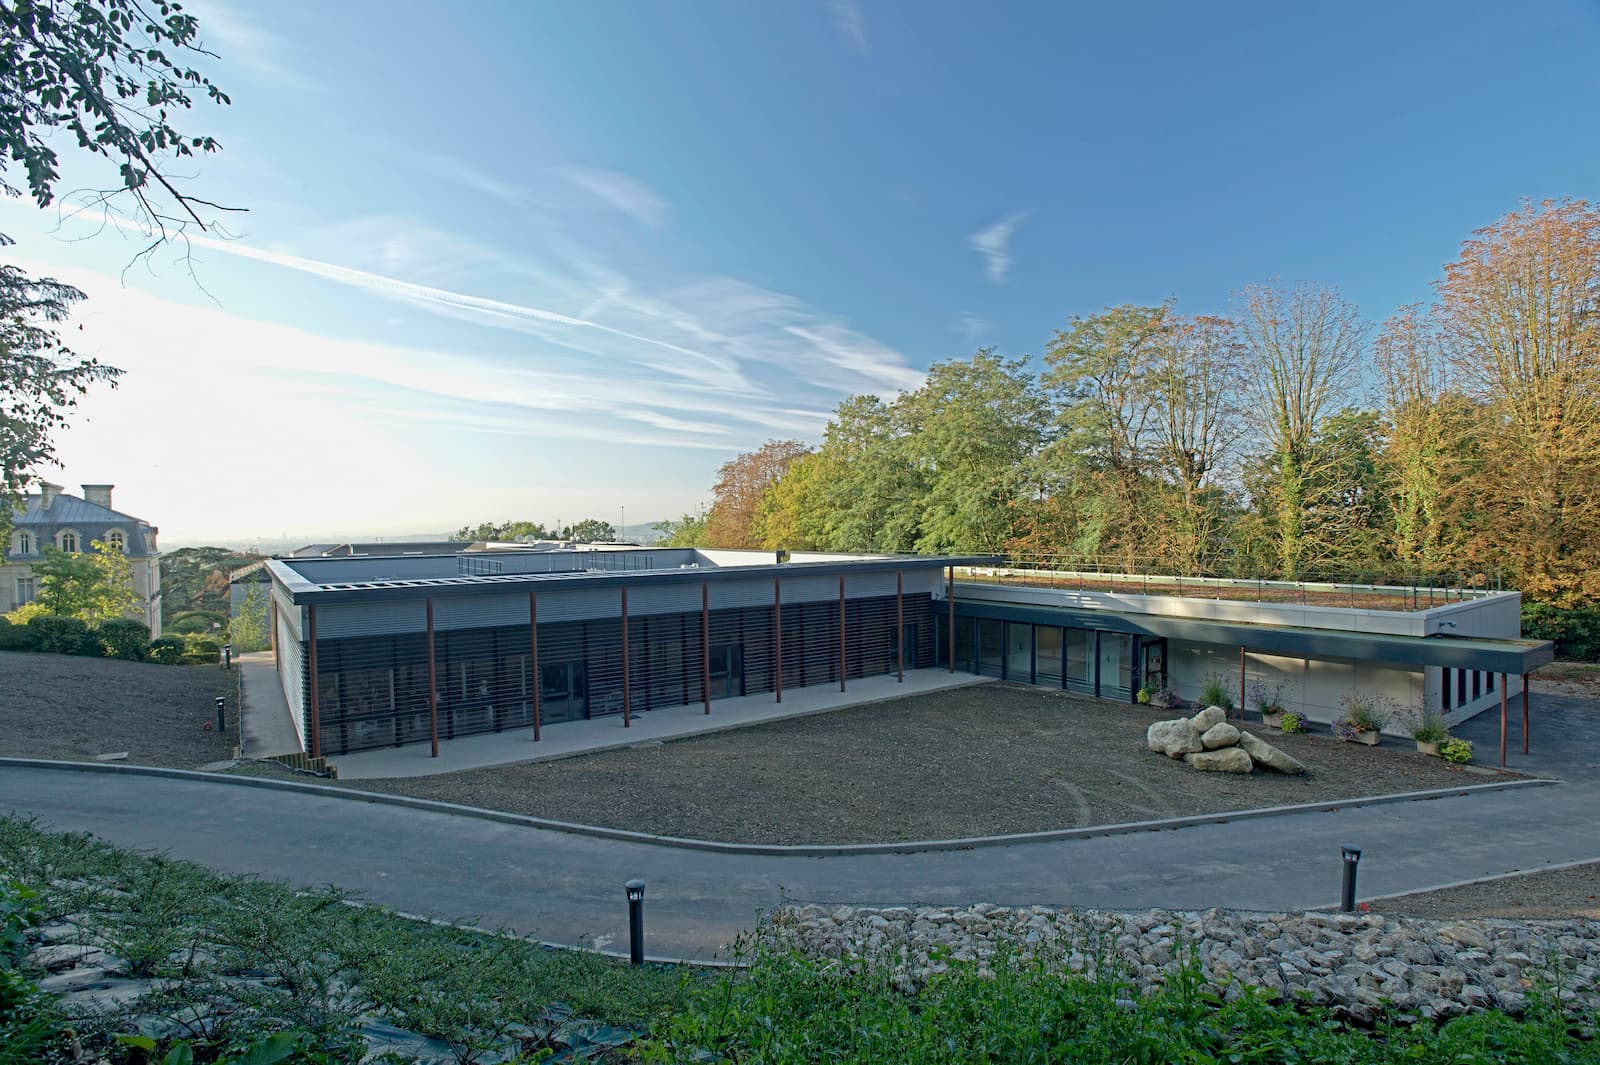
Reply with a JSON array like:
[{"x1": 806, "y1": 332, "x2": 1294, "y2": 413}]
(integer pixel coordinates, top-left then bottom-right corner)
[
  {"x1": 0, "y1": 816, "x2": 689, "y2": 1063},
  {"x1": 641, "y1": 939, "x2": 1600, "y2": 1065},
  {"x1": 347, "y1": 684, "x2": 1479, "y2": 845}
]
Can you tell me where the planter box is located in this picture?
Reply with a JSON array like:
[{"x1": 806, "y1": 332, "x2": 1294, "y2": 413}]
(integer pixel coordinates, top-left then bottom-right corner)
[
  {"x1": 1261, "y1": 711, "x2": 1285, "y2": 729},
  {"x1": 1340, "y1": 730, "x2": 1380, "y2": 746},
  {"x1": 1416, "y1": 740, "x2": 1440, "y2": 756}
]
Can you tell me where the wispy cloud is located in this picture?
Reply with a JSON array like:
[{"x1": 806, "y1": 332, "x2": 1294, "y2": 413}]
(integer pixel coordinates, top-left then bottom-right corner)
[
  {"x1": 828, "y1": 0, "x2": 869, "y2": 55},
  {"x1": 416, "y1": 154, "x2": 525, "y2": 208},
  {"x1": 954, "y1": 313, "x2": 987, "y2": 342},
  {"x1": 193, "y1": 0, "x2": 319, "y2": 93},
  {"x1": 557, "y1": 167, "x2": 669, "y2": 229},
  {"x1": 969, "y1": 211, "x2": 1029, "y2": 283}
]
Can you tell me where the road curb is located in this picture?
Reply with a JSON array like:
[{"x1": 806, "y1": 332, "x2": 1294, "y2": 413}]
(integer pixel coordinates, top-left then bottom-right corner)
[{"x1": 0, "y1": 757, "x2": 1558, "y2": 857}]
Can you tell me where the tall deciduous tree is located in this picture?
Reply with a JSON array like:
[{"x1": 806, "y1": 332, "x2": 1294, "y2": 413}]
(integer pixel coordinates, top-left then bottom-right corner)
[
  {"x1": 1235, "y1": 281, "x2": 1369, "y2": 578},
  {"x1": 1146, "y1": 314, "x2": 1244, "y2": 573},
  {"x1": 704, "y1": 439, "x2": 810, "y2": 548},
  {"x1": 31, "y1": 540, "x2": 140, "y2": 625},
  {"x1": 1042, "y1": 305, "x2": 1166, "y2": 564},
  {"x1": 1, "y1": 0, "x2": 234, "y2": 532},
  {"x1": 1435, "y1": 198, "x2": 1600, "y2": 603}
]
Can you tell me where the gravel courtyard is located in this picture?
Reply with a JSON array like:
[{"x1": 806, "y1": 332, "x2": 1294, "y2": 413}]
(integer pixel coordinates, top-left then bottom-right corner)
[
  {"x1": 0, "y1": 651, "x2": 238, "y2": 768},
  {"x1": 352, "y1": 683, "x2": 1491, "y2": 844}
]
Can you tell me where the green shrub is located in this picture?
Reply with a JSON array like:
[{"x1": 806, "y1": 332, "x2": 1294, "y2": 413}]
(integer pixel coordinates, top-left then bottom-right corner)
[
  {"x1": 26, "y1": 615, "x2": 103, "y2": 656},
  {"x1": 180, "y1": 634, "x2": 221, "y2": 665},
  {"x1": 168, "y1": 610, "x2": 227, "y2": 635},
  {"x1": 0, "y1": 618, "x2": 37, "y2": 653},
  {"x1": 96, "y1": 618, "x2": 151, "y2": 662},
  {"x1": 1521, "y1": 601, "x2": 1600, "y2": 661},
  {"x1": 1198, "y1": 674, "x2": 1233, "y2": 711},
  {"x1": 1441, "y1": 737, "x2": 1474, "y2": 764},
  {"x1": 147, "y1": 636, "x2": 186, "y2": 665},
  {"x1": 1279, "y1": 710, "x2": 1307, "y2": 733}
]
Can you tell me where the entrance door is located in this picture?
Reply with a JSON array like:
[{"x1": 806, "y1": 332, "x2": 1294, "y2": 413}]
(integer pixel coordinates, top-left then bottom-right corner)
[
  {"x1": 708, "y1": 643, "x2": 743, "y2": 700},
  {"x1": 900, "y1": 623, "x2": 918, "y2": 670},
  {"x1": 1141, "y1": 639, "x2": 1168, "y2": 693},
  {"x1": 540, "y1": 661, "x2": 587, "y2": 723}
]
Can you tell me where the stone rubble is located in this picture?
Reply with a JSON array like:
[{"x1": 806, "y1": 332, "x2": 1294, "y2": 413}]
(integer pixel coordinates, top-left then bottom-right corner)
[
  {"x1": 1147, "y1": 706, "x2": 1306, "y2": 775},
  {"x1": 772, "y1": 903, "x2": 1600, "y2": 1024}
]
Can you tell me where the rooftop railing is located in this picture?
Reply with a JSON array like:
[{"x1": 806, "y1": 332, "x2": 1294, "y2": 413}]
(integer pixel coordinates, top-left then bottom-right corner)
[{"x1": 958, "y1": 555, "x2": 1505, "y2": 613}]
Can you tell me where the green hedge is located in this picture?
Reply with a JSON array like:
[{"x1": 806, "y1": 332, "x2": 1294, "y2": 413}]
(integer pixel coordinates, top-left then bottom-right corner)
[
  {"x1": 0, "y1": 618, "x2": 33, "y2": 653},
  {"x1": 26, "y1": 616, "x2": 103, "y2": 657},
  {"x1": 147, "y1": 636, "x2": 186, "y2": 665},
  {"x1": 1521, "y1": 602, "x2": 1600, "y2": 661},
  {"x1": 96, "y1": 618, "x2": 151, "y2": 662}
]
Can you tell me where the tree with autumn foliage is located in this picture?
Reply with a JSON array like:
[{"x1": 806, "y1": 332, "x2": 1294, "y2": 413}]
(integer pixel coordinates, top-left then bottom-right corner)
[
  {"x1": 1433, "y1": 198, "x2": 1600, "y2": 604},
  {"x1": 704, "y1": 439, "x2": 811, "y2": 548}
]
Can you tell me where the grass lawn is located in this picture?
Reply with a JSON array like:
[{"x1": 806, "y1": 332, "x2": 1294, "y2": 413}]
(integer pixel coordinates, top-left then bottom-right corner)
[
  {"x1": 349, "y1": 683, "x2": 1488, "y2": 845},
  {"x1": 0, "y1": 651, "x2": 239, "y2": 768}
]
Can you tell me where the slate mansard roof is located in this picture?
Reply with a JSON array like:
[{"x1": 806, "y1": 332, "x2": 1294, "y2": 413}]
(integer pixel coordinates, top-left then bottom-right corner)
[{"x1": 8, "y1": 489, "x2": 159, "y2": 559}]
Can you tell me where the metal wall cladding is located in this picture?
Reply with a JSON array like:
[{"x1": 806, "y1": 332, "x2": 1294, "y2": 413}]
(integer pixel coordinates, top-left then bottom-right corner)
[
  {"x1": 274, "y1": 619, "x2": 306, "y2": 744},
  {"x1": 314, "y1": 598, "x2": 431, "y2": 639},
  {"x1": 291, "y1": 555, "x2": 461, "y2": 584},
  {"x1": 272, "y1": 581, "x2": 302, "y2": 641}
]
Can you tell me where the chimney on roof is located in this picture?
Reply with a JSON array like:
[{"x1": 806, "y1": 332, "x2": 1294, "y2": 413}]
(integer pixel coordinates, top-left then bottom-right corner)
[
  {"x1": 81, "y1": 484, "x2": 114, "y2": 509},
  {"x1": 39, "y1": 482, "x2": 61, "y2": 509}
]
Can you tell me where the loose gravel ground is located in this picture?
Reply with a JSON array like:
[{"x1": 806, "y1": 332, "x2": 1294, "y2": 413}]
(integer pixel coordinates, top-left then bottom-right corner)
[
  {"x1": 349, "y1": 683, "x2": 1492, "y2": 844},
  {"x1": 1375, "y1": 861, "x2": 1600, "y2": 921},
  {"x1": 0, "y1": 651, "x2": 238, "y2": 768}
]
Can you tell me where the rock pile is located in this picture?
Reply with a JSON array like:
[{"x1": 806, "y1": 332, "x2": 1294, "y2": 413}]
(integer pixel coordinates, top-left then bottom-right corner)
[
  {"x1": 1147, "y1": 705, "x2": 1305, "y2": 774},
  {"x1": 773, "y1": 903, "x2": 1600, "y2": 1023}
]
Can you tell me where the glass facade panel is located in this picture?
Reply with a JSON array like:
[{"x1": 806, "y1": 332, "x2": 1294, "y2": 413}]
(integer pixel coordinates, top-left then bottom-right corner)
[
  {"x1": 1099, "y1": 632, "x2": 1134, "y2": 700},
  {"x1": 978, "y1": 619, "x2": 1004, "y2": 677},
  {"x1": 1035, "y1": 626, "x2": 1063, "y2": 687},
  {"x1": 1005, "y1": 622, "x2": 1032, "y2": 682},
  {"x1": 1065, "y1": 629, "x2": 1093, "y2": 693}
]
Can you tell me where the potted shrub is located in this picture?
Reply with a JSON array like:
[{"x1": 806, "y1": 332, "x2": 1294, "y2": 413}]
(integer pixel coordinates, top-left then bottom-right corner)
[
  {"x1": 1149, "y1": 687, "x2": 1183, "y2": 710},
  {"x1": 1279, "y1": 711, "x2": 1306, "y2": 734},
  {"x1": 1332, "y1": 693, "x2": 1393, "y2": 746},
  {"x1": 1136, "y1": 685, "x2": 1153, "y2": 705},
  {"x1": 1440, "y1": 737, "x2": 1474, "y2": 765},
  {"x1": 1411, "y1": 711, "x2": 1450, "y2": 756},
  {"x1": 1249, "y1": 680, "x2": 1290, "y2": 728}
]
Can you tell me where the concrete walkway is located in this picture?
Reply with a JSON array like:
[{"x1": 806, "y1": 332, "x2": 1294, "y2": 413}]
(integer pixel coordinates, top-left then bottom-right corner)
[
  {"x1": 327, "y1": 669, "x2": 992, "y2": 779},
  {"x1": 238, "y1": 652, "x2": 302, "y2": 757}
]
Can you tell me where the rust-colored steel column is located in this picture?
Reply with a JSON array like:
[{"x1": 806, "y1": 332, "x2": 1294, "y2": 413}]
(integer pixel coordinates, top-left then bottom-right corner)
[
  {"x1": 426, "y1": 597, "x2": 439, "y2": 758},
  {"x1": 307, "y1": 604, "x2": 321, "y2": 760},
  {"x1": 838, "y1": 574, "x2": 847, "y2": 693},
  {"x1": 773, "y1": 576, "x2": 783, "y2": 703},
  {"x1": 621, "y1": 587, "x2": 631, "y2": 727},
  {"x1": 1238, "y1": 645, "x2": 1246, "y2": 721},
  {"x1": 1523, "y1": 672, "x2": 1530, "y2": 754},
  {"x1": 529, "y1": 590, "x2": 541, "y2": 742},
  {"x1": 896, "y1": 569, "x2": 904, "y2": 682},
  {"x1": 947, "y1": 567, "x2": 955, "y2": 673},
  {"x1": 1500, "y1": 678, "x2": 1508, "y2": 767},
  {"x1": 701, "y1": 582, "x2": 711, "y2": 714}
]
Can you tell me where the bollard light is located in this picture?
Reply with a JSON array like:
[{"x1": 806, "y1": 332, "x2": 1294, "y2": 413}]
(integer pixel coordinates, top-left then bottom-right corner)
[
  {"x1": 223, "y1": 643, "x2": 232, "y2": 670},
  {"x1": 625, "y1": 878, "x2": 646, "y2": 965},
  {"x1": 215, "y1": 696, "x2": 226, "y2": 733},
  {"x1": 1340, "y1": 845, "x2": 1362, "y2": 913}
]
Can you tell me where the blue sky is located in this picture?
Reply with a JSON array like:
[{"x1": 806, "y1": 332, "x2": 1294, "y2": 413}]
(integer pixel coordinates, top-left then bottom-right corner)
[{"x1": 6, "y1": 0, "x2": 1599, "y2": 545}]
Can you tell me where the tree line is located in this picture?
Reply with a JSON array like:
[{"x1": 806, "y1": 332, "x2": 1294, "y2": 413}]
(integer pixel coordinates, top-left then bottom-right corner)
[{"x1": 660, "y1": 199, "x2": 1600, "y2": 608}]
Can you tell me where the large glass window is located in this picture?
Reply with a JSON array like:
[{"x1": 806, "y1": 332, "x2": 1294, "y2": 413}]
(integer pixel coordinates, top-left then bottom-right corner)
[
  {"x1": 978, "y1": 619, "x2": 1004, "y2": 677},
  {"x1": 1065, "y1": 629, "x2": 1093, "y2": 693},
  {"x1": 15, "y1": 577, "x2": 35, "y2": 605},
  {"x1": 1005, "y1": 622, "x2": 1031, "y2": 682},
  {"x1": 1035, "y1": 626, "x2": 1063, "y2": 688}
]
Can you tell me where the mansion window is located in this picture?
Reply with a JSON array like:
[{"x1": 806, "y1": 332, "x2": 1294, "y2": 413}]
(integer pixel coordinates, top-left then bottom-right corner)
[
  {"x1": 59, "y1": 531, "x2": 79, "y2": 553},
  {"x1": 107, "y1": 530, "x2": 126, "y2": 553},
  {"x1": 16, "y1": 577, "x2": 36, "y2": 605},
  {"x1": 12, "y1": 532, "x2": 31, "y2": 555}
]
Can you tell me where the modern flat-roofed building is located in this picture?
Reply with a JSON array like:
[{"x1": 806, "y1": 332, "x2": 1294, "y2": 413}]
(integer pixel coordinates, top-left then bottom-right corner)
[
  {"x1": 945, "y1": 567, "x2": 1553, "y2": 736},
  {"x1": 265, "y1": 547, "x2": 980, "y2": 758}
]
